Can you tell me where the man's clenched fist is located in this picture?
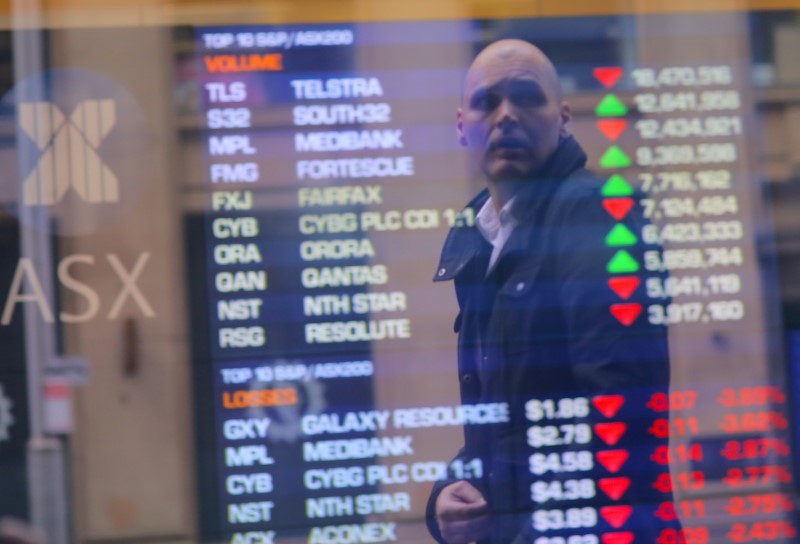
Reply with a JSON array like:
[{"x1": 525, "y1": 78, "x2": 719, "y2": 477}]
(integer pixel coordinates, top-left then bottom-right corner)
[{"x1": 435, "y1": 480, "x2": 490, "y2": 544}]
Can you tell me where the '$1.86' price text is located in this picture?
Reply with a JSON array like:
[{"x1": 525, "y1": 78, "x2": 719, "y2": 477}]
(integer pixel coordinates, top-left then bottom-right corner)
[{"x1": 526, "y1": 398, "x2": 590, "y2": 422}]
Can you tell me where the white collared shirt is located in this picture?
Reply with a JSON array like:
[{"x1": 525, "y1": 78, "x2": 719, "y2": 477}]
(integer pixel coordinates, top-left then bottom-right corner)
[{"x1": 476, "y1": 196, "x2": 518, "y2": 273}]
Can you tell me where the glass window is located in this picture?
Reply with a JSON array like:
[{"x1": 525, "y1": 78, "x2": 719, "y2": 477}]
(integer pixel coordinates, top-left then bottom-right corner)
[{"x1": 1, "y1": 3, "x2": 800, "y2": 544}]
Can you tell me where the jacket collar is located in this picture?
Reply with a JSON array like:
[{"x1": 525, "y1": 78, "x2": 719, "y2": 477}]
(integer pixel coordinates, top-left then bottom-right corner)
[{"x1": 433, "y1": 136, "x2": 587, "y2": 282}]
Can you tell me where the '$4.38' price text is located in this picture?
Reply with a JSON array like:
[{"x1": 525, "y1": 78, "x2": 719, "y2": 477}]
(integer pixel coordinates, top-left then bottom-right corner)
[{"x1": 531, "y1": 479, "x2": 596, "y2": 504}]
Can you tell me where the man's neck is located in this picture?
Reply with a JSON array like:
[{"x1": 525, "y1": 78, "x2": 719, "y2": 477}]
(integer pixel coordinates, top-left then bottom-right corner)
[{"x1": 487, "y1": 180, "x2": 520, "y2": 212}]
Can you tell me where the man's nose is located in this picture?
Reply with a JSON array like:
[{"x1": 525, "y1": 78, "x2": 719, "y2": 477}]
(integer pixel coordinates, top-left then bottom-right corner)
[{"x1": 495, "y1": 97, "x2": 518, "y2": 130}]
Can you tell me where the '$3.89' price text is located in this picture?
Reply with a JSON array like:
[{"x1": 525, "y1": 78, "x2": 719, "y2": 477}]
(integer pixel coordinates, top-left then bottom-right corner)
[{"x1": 533, "y1": 508, "x2": 598, "y2": 531}]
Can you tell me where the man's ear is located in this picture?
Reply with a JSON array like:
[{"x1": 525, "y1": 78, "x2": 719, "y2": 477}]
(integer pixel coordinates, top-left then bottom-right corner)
[
  {"x1": 559, "y1": 101, "x2": 572, "y2": 140},
  {"x1": 457, "y1": 108, "x2": 468, "y2": 147}
]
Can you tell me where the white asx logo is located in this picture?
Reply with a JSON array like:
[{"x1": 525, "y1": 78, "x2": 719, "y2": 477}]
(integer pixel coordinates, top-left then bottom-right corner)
[{"x1": 19, "y1": 100, "x2": 119, "y2": 206}]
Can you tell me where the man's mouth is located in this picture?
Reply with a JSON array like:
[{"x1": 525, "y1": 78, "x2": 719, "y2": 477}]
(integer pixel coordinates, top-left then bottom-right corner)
[{"x1": 490, "y1": 138, "x2": 530, "y2": 156}]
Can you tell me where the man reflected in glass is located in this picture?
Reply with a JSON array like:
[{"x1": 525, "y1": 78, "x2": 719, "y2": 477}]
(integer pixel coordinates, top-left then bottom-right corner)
[{"x1": 427, "y1": 39, "x2": 674, "y2": 544}]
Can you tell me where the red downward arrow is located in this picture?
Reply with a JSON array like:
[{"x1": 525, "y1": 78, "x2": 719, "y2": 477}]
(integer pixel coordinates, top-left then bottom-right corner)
[
  {"x1": 600, "y1": 505, "x2": 633, "y2": 529},
  {"x1": 594, "y1": 67, "x2": 624, "y2": 88},
  {"x1": 608, "y1": 276, "x2": 640, "y2": 300},
  {"x1": 597, "y1": 119, "x2": 628, "y2": 141},
  {"x1": 593, "y1": 395, "x2": 625, "y2": 418},
  {"x1": 599, "y1": 477, "x2": 631, "y2": 500},
  {"x1": 610, "y1": 303, "x2": 642, "y2": 326},
  {"x1": 603, "y1": 198, "x2": 634, "y2": 221},
  {"x1": 596, "y1": 450, "x2": 630, "y2": 473},
  {"x1": 594, "y1": 422, "x2": 627, "y2": 446},
  {"x1": 602, "y1": 532, "x2": 635, "y2": 544}
]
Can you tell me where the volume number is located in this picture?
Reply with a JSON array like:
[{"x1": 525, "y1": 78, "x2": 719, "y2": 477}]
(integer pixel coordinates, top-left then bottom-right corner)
[{"x1": 644, "y1": 247, "x2": 744, "y2": 272}]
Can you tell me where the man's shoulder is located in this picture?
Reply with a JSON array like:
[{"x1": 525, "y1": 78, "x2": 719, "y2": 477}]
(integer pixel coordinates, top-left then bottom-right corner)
[
  {"x1": 552, "y1": 167, "x2": 604, "y2": 200},
  {"x1": 533, "y1": 167, "x2": 606, "y2": 224}
]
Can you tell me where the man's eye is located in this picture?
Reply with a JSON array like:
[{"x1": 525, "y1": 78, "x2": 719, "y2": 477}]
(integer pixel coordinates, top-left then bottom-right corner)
[
  {"x1": 513, "y1": 90, "x2": 545, "y2": 107},
  {"x1": 471, "y1": 93, "x2": 499, "y2": 110}
]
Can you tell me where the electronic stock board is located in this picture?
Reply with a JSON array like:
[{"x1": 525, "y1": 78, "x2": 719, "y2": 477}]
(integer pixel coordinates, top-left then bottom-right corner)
[{"x1": 183, "y1": 13, "x2": 800, "y2": 544}]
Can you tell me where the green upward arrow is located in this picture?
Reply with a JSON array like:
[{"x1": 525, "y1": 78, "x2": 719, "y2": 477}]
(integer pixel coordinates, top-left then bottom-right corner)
[
  {"x1": 602, "y1": 174, "x2": 634, "y2": 197},
  {"x1": 600, "y1": 146, "x2": 632, "y2": 169},
  {"x1": 607, "y1": 250, "x2": 640, "y2": 273},
  {"x1": 606, "y1": 224, "x2": 638, "y2": 247},
  {"x1": 596, "y1": 94, "x2": 628, "y2": 117}
]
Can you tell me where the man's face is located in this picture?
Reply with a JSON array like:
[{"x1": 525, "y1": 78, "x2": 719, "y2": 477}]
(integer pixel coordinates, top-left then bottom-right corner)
[{"x1": 458, "y1": 45, "x2": 570, "y2": 182}]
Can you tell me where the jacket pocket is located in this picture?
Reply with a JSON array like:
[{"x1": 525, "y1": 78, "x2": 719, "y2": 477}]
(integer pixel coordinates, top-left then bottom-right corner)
[{"x1": 494, "y1": 264, "x2": 561, "y2": 353}]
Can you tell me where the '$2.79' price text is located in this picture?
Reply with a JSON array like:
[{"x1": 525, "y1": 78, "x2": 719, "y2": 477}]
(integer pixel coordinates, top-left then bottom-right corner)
[{"x1": 528, "y1": 424, "x2": 592, "y2": 448}]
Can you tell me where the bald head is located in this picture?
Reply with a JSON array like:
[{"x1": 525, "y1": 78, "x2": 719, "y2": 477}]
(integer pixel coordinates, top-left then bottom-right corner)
[
  {"x1": 457, "y1": 39, "x2": 571, "y2": 190},
  {"x1": 464, "y1": 40, "x2": 563, "y2": 104}
]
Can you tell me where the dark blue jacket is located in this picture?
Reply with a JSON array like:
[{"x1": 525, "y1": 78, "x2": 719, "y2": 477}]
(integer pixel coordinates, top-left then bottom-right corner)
[{"x1": 427, "y1": 137, "x2": 674, "y2": 543}]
